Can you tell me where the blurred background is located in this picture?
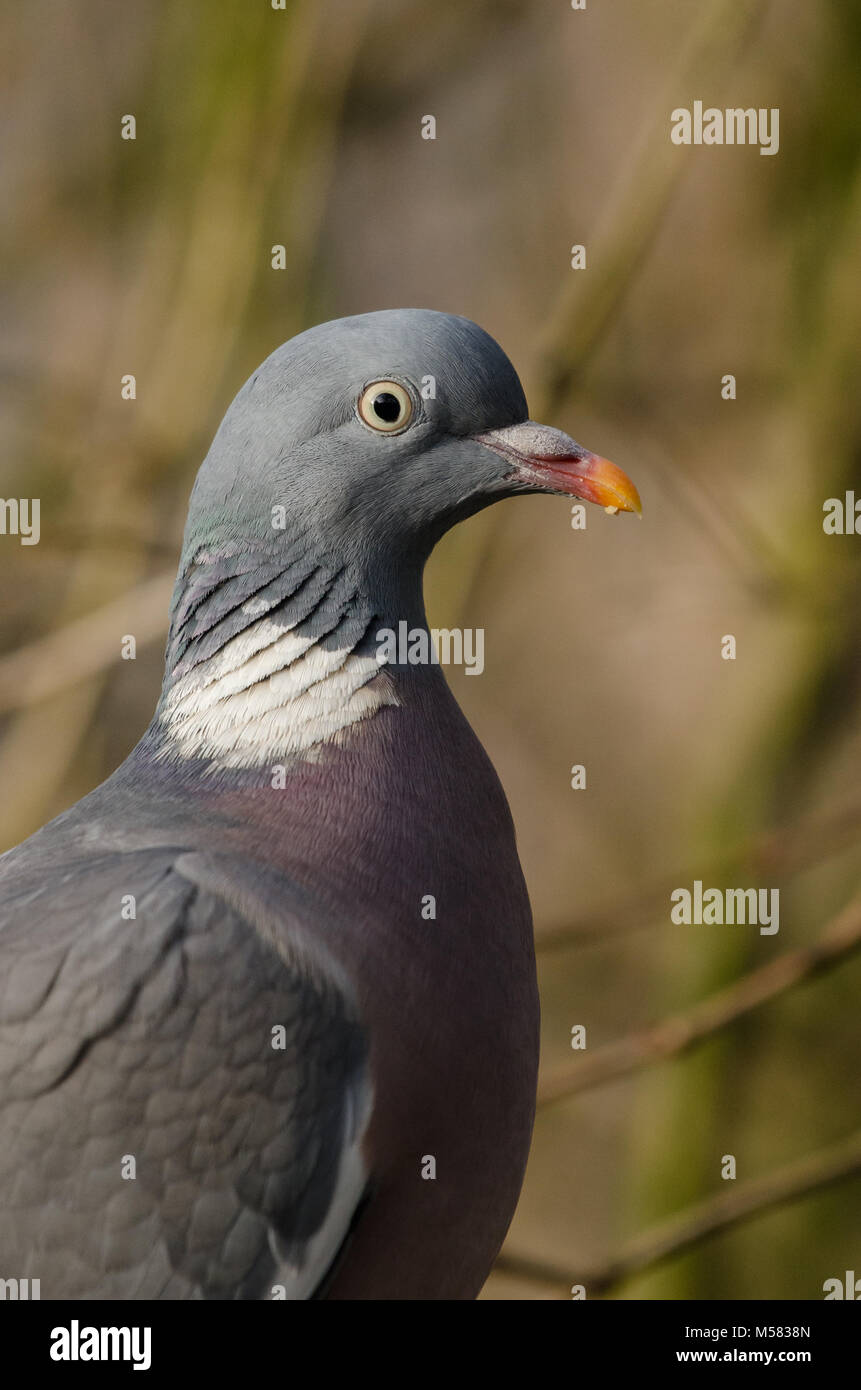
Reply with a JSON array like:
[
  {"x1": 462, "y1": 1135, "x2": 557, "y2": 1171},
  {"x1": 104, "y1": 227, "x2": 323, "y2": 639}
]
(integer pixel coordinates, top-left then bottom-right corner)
[{"x1": 1, "y1": 0, "x2": 860, "y2": 1299}]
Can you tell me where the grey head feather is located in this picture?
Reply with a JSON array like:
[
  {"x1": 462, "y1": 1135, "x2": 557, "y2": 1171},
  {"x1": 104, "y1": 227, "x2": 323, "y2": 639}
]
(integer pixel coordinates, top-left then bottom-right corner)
[{"x1": 175, "y1": 308, "x2": 529, "y2": 589}]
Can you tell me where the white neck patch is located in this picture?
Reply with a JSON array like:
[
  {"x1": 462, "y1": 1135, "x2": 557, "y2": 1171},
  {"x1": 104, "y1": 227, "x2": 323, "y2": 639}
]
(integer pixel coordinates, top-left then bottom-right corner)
[{"x1": 158, "y1": 604, "x2": 398, "y2": 770}]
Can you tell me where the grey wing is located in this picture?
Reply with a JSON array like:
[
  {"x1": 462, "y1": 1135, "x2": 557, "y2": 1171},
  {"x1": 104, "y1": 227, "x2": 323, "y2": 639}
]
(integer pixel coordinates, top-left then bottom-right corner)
[{"x1": 0, "y1": 841, "x2": 372, "y2": 1299}]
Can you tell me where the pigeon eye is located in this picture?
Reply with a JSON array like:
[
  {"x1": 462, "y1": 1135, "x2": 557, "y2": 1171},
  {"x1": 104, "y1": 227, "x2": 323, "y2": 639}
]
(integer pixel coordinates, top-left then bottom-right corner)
[{"x1": 358, "y1": 381, "x2": 413, "y2": 434}]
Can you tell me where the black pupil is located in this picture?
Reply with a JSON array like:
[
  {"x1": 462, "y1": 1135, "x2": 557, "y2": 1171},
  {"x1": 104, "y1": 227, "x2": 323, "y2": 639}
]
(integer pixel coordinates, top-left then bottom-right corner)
[{"x1": 372, "y1": 392, "x2": 402, "y2": 423}]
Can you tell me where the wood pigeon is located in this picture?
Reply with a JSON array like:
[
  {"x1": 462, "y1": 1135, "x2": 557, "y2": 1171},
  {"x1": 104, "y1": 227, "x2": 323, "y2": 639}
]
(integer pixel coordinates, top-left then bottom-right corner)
[{"x1": 0, "y1": 309, "x2": 640, "y2": 1299}]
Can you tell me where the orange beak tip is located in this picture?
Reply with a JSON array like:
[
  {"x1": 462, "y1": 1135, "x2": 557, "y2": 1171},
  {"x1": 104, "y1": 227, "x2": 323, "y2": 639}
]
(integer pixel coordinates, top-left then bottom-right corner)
[{"x1": 560, "y1": 452, "x2": 642, "y2": 516}]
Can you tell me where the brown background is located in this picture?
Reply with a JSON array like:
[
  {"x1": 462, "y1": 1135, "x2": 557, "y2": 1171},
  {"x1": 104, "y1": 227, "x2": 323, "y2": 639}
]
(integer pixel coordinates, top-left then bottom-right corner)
[{"x1": 1, "y1": 0, "x2": 860, "y2": 1298}]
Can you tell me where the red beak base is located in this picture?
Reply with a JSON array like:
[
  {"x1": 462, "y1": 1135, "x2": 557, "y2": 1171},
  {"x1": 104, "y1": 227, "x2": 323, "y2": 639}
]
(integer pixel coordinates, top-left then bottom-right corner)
[{"x1": 474, "y1": 422, "x2": 641, "y2": 515}]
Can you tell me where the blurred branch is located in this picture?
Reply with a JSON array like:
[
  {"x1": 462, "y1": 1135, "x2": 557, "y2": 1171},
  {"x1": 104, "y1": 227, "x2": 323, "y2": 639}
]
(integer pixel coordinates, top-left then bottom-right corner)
[
  {"x1": 538, "y1": 888, "x2": 861, "y2": 1106},
  {"x1": 469, "y1": 0, "x2": 767, "y2": 613},
  {"x1": 632, "y1": 432, "x2": 814, "y2": 609},
  {"x1": 0, "y1": 572, "x2": 173, "y2": 713},
  {"x1": 534, "y1": 0, "x2": 765, "y2": 413},
  {"x1": 528, "y1": 0, "x2": 807, "y2": 611},
  {"x1": 536, "y1": 798, "x2": 861, "y2": 951},
  {"x1": 496, "y1": 1126, "x2": 861, "y2": 1297}
]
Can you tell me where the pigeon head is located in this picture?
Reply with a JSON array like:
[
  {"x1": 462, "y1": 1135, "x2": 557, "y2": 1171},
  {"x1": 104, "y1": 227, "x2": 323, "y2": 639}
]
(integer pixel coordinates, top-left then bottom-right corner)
[
  {"x1": 157, "y1": 310, "x2": 640, "y2": 770},
  {"x1": 180, "y1": 308, "x2": 640, "y2": 577}
]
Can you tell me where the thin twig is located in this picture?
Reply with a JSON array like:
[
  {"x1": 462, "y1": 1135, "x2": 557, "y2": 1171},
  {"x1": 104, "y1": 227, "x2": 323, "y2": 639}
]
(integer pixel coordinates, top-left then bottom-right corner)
[
  {"x1": 536, "y1": 799, "x2": 861, "y2": 951},
  {"x1": 496, "y1": 1126, "x2": 861, "y2": 1297},
  {"x1": 534, "y1": 0, "x2": 765, "y2": 412},
  {"x1": 538, "y1": 889, "x2": 861, "y2": 1105}
]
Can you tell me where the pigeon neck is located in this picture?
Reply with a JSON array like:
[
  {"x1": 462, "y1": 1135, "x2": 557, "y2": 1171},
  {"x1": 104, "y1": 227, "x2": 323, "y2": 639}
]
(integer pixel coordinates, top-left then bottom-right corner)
[{"x1": 149, "y1": 539, "x2": 432, "y2": 773}]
